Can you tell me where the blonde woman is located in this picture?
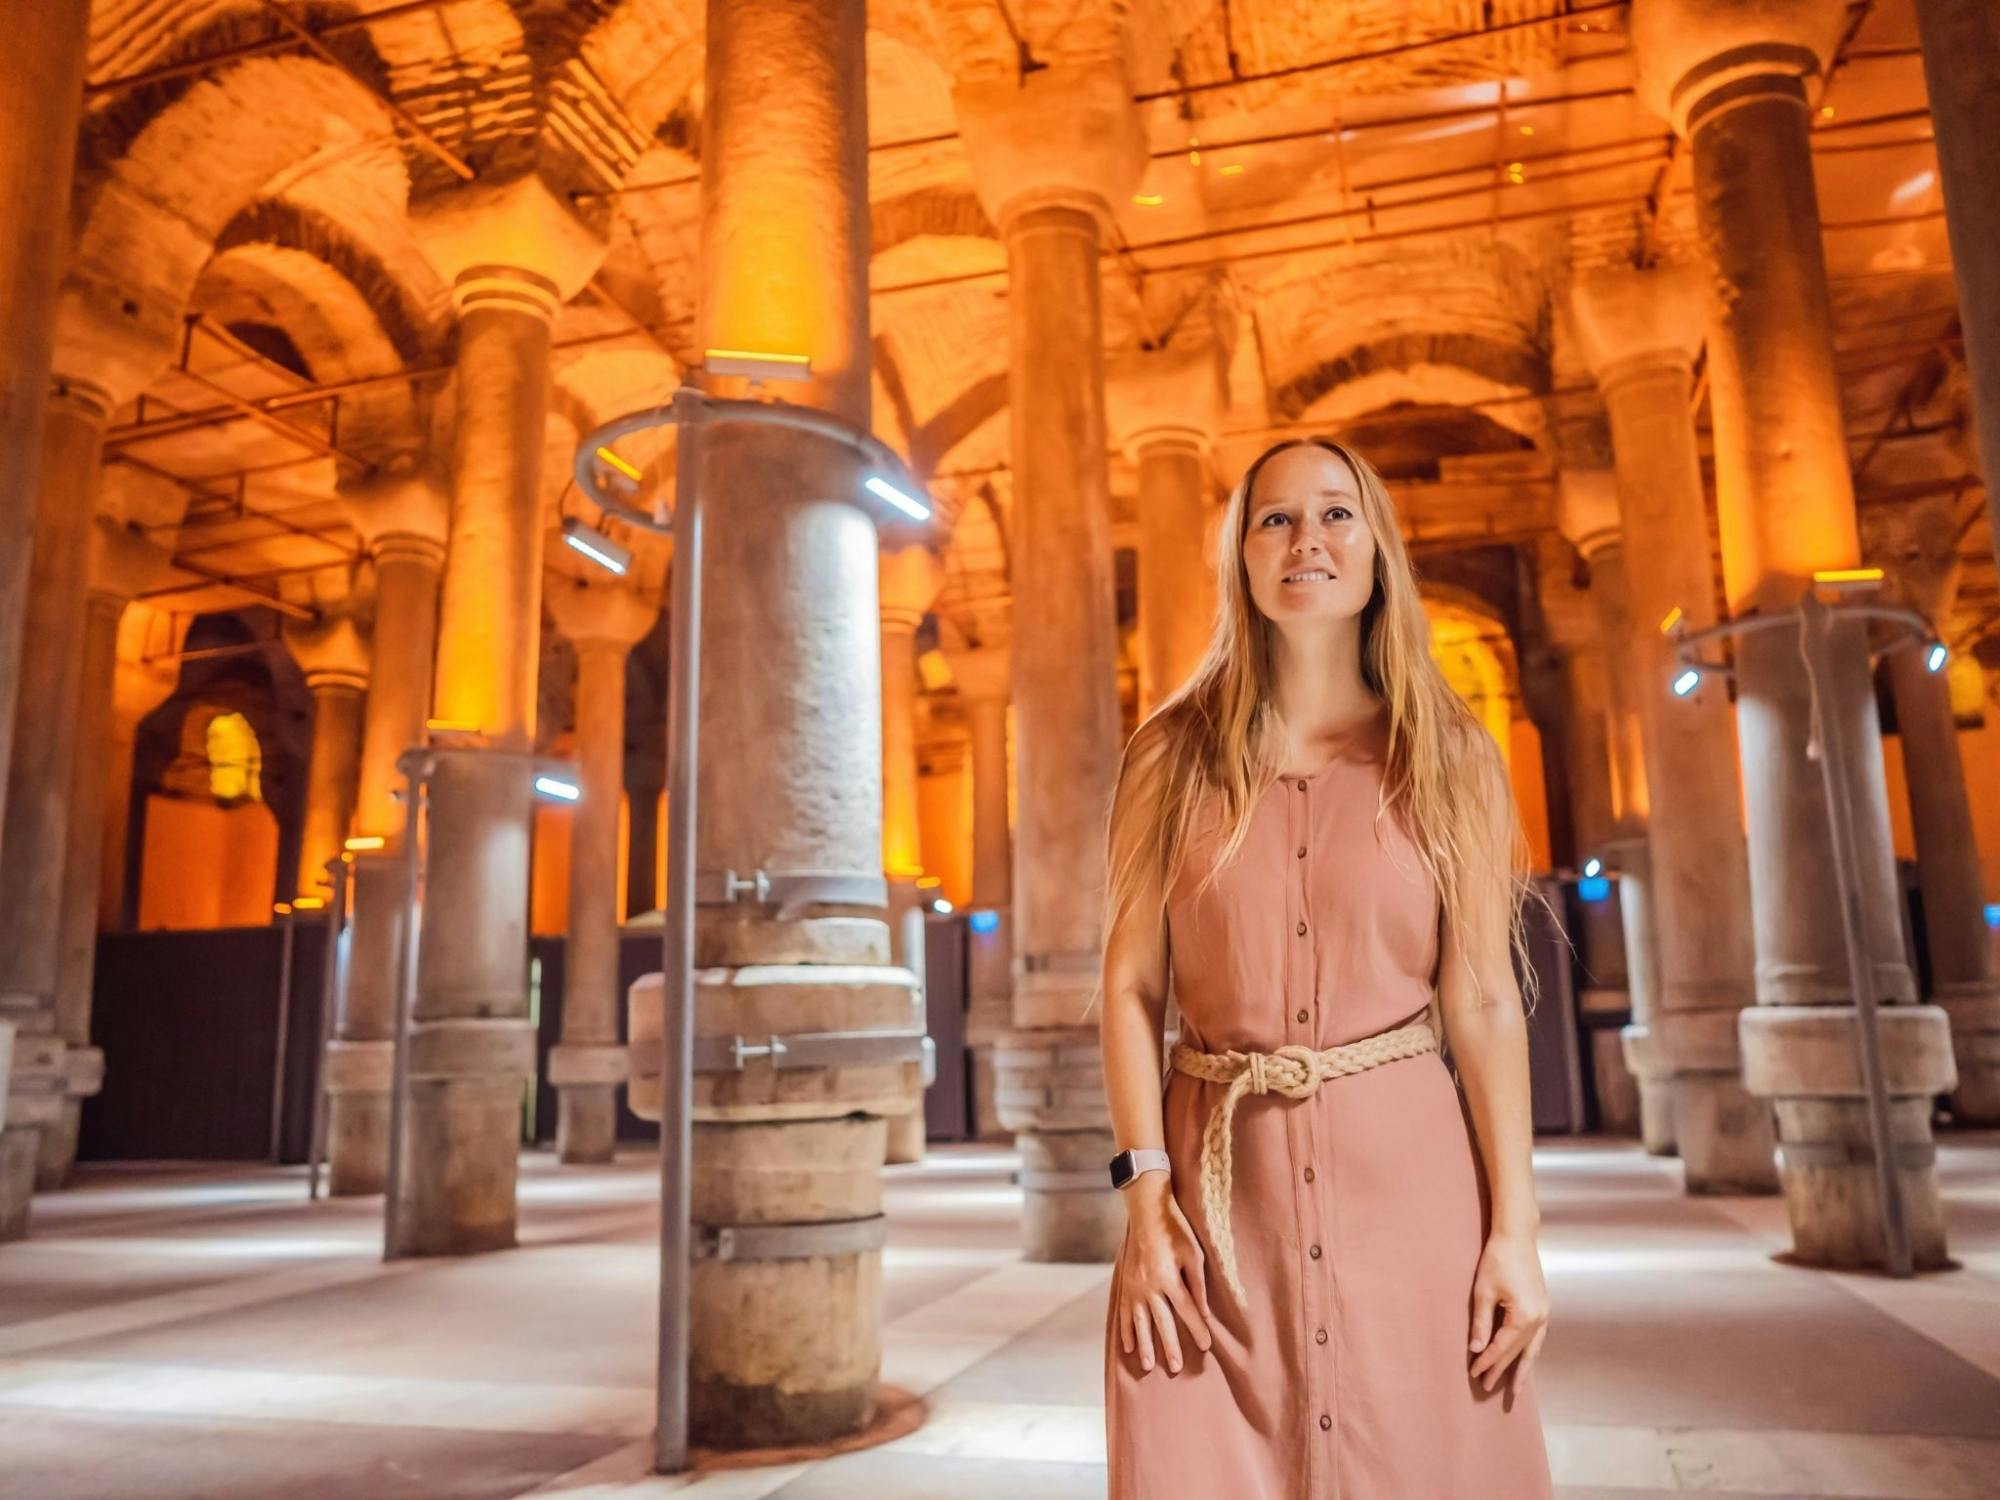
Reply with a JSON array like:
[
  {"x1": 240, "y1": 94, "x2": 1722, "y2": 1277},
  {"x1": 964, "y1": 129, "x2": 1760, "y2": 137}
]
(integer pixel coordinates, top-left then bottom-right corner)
[{"x1": 1099, "y1": 438, "x2": 1554, "y2": 1496}]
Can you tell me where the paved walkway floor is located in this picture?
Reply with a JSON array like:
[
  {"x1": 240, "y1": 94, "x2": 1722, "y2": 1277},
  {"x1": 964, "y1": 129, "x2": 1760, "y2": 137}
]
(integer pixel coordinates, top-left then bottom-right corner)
[{"x1": 1, "y1": 1134, "x2": 1996, "y2": 1499}]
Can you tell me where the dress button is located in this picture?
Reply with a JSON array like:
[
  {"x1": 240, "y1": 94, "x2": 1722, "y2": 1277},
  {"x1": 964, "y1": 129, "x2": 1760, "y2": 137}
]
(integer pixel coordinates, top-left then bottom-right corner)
[
  {"x1": 1319, "y1": 1414, "x2": 1332, "y2": 1431},
  {"x1": 1296, "y1": 921, "x2": 1307, "y2": 935},
  {"x1": 1315, "y1": 1327, "x2": 1328, "y2": 1345},
  {"x1": 1295, "y1": 1009, "x2": 1309, "y2": 1024},
  {"x1": 1296, "y1": 845, "x2": 1306, "y2": 858},
  {"x1": 1303, "y1": 1166, "x2": 1315, "y2": 1183},
  {"x1": 1309, "y1": 1244, "x2": 1322, "y2": 1260},
  {"x1": 1295, "y1": 778, "x2": 1307, "y2": 791}
]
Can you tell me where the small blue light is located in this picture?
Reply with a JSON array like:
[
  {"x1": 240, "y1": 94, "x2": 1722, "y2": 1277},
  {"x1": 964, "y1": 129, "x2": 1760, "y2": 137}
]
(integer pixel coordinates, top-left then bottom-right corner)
[
  {"x1": 1578, "y1": 875, "x2": 1612, "y2": 904},
  {"x1": 1985, "y1": 903, "x2": 2000, "y2": 931},
  {"x1": 969, "y1": 908, "x2": 999, "y2": 934}
]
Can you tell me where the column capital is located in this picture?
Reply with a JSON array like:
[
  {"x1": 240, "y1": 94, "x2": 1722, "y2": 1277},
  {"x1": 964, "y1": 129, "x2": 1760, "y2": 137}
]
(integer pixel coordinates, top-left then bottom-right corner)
[
  {"x1": 1570, "y1": 263, "x2": 1706, "y2": 387},
  {"x1": 339, "y1": 467, "x2": 450, "y2": 561},
  {"x1": 284, "y1": 613, "x2": 370, "y2": 693},
  {"x1": 952, "y1": 59, "x2": 1147, "y2": 238},
  {"x1": 544, "y1": 573, "x2": 658, "y2": 652},
  {"x1": 51, "y1": 296, "x2": 171, "y2": 411},
  {"x1": 1630, "y1": 0, "x2": 1847, "y2": 139},
  {"x1": 1108, "y1": 343, "x2": 1226, "y2": 462},
  {"x1": 413, "y1": 173, "x2": 608, "y2": 307},
  {"x1": 879, "y1": 542, "x2": 944, "y2": 633},
  {"x1": 84, "y1": 517, "x2": 172, "y2": 609},
  {"x1": 1556, "y1": 466, "x2": 1624, "y2": 562},
  {"x1": 941, "y1": 644, "x2": 1010, "y2": 704}
]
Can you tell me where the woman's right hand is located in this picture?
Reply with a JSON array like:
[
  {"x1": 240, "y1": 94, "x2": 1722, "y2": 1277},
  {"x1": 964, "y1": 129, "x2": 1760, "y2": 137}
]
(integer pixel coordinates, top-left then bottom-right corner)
[{"x1": 1116, "y1": 1174, "x2": 1214, "y2": 1375}]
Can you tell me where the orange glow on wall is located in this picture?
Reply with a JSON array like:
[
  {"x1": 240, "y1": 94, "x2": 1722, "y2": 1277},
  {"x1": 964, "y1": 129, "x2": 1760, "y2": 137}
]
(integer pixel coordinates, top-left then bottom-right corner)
[
  {"x1": 918, "y1": 764, "x2": 973, "y2": 910},
  {"x1": 531, "y1": 798, "x2": 572, "y2": 937},
  {"x1": 137, "y1": 796, "x2": 279, "y2": 930},
  {"x1": 206, "y1": 711, "x2": 263, "y2": 803}
]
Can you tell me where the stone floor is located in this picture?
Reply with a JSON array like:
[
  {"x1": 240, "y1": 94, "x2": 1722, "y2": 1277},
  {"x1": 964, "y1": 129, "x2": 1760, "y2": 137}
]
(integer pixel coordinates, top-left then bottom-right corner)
[{"x1": 0, "y1": 1134, "x2": 1996, "y2": 1499}]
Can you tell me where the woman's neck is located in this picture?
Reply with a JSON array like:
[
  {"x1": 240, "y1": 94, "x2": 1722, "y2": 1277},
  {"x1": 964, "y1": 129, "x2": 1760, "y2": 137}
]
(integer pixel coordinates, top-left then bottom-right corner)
[{"x1": 1268, "y1": 616, "x2": 1377, "y2": 734}]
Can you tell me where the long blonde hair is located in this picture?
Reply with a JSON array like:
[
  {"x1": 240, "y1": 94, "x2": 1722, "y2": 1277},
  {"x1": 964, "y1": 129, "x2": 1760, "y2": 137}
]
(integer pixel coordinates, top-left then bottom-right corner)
[{"x1": 1101, "y1": 436, "x2": 1542, "y2": 1019}]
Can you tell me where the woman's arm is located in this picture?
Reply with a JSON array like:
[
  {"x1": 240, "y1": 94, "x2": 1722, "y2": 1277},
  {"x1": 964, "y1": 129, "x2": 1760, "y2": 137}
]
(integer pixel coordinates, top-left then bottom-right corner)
[
  {"x1": 1436, "y1": 738, "x2": 1549, "y2": 1394},
  {"x1": 1100, "y1": 725, "x2": 1211, "y2": 1375}
]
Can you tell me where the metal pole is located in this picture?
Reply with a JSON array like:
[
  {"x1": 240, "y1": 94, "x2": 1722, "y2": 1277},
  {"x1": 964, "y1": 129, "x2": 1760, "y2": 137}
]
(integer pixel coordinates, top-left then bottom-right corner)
[
  {"x1": 382, "y1": 758, "x2": 429, "y2": 1261},
  {"x1": 654, "y1": 385, "x2": 705, "y2": 1473},
  {"x1": 307, "y1": 853, "x2": 350, "y2": 1201},
  {"x1": 269, "y1": 905, "x2": 298, "y2": 1162},
  {"x1": 1795, "y1": 593, "x2": 1914, "y2": 1276}
]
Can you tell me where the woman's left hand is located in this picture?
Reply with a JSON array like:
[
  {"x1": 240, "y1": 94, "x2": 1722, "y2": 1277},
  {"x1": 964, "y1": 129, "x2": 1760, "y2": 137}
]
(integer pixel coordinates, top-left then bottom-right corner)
[{"x1": 1467, "y1": 1229, "x2": 1549, "y2": 1395}]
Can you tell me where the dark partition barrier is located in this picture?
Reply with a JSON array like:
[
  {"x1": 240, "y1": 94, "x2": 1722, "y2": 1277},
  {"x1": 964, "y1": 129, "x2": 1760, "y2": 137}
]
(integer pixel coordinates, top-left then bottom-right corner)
[
  {"x1": 923, "y1": 911, "x2": 971, "y2": 1142},
  {"x1": 528, "y1": 931, "x2": 664, "y2": 1147},
  {"x1": 84, "y1": 920, "x2": 330, "y2": 1164}
]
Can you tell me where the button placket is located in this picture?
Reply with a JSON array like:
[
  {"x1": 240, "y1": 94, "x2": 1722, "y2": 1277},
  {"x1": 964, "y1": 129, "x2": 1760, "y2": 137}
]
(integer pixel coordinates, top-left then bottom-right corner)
[{"x1": 1284, "y1": 771, "x2": 1326, "y2": 1490}]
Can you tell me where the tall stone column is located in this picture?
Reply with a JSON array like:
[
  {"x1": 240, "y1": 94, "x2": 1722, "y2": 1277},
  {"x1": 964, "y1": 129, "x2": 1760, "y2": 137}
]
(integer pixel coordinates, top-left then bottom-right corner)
[
  {"x1": 1573, "y1": 263, "x2": 1777, "y2": 1187},
  {"x1": 1109, "y1": 344, "x2": 1225, "y2": 714},
  {"x1": 44, "y1": 522, "x2": 170, "y2": 1189},
  {"x1": 880, "y1": 542, "x2": 942, "y2": 1165},
  {"x1": 955, "y1": 59, "x2": 1144, "y2": 1262},
  {"x1": 1912, "y1": 0, "x2": 2000, "y2": 554},
  {"x1": 284, "y1": 610, "x2": 369, "y2": 902},
  {"x1": 943, "y1": 644, "x2": 1015, "y2": 1141},
  {"x1": 1635, "y1": 0, "x2": 1955, "y2": 1263},
  {"x1": 1868, "y1": 499, "x2": 2000, "y2": 1120},
  {"x1": 631, "y1": 0, "x2": 920, "y2": 1446},
  {"x1": 324, "y1": 472, "x2": 446, "y2": 1196},
  {"x1": 0, "y1": 379, "x2": 113, "y2": 1231},
  {"x1": 0, "y1": 0, "x2": 89, "y2": 856},
  {"x1": 545, "y1": 575, "x2": 656, "y2": 1164}
]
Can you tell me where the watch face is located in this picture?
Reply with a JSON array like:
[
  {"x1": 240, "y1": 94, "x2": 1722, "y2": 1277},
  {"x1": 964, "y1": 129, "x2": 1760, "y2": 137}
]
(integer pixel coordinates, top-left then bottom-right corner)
[{"x1": 1109, "y1": 1151, "x2": 1134, "y2": 1190}]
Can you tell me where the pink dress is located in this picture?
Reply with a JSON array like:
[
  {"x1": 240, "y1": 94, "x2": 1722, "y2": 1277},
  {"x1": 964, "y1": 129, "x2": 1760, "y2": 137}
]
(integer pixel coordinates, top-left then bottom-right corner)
[{"x1": 1104, "y1": 717, "x2": 1554, "y2": 1498}]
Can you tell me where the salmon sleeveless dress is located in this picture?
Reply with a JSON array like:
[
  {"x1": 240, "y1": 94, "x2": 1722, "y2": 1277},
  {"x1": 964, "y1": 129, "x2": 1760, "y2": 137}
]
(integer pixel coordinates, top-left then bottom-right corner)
[{"x1": 1104, "y1": 713, "x2": 1554, "y2": 1498}]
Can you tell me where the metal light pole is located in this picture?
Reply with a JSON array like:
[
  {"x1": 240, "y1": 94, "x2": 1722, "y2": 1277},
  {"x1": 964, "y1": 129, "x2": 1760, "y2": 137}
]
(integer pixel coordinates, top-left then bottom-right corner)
[
  {"x1": 306, "y1": 851, "x2": 352, "y2": 1200},
  {"x1": 1669, "y1": 585, "x2": 1945, "y2": 1278},
  {"x1": 573, "y1": 374, "x2": 932, "y2": 1475}
]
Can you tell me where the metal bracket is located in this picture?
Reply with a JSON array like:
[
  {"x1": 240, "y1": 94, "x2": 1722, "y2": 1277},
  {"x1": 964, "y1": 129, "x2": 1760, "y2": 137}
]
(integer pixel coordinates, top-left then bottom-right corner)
[
  {"x1": 694, "y1": 866, "x2": 888, "y2": 916},
  {"x1": 694, "y1": 1214, "x2": 888, "y2": 1261},
  {"x1": 692, "y1": 1028, "x2": 929, "y2": 1074},
  {"x1": 1019, "y1": 948, "x2": 1099, "y2": 975},
  {"x1": 1781, "y1": 1139, "x2": 1936, "y2": 1170}
]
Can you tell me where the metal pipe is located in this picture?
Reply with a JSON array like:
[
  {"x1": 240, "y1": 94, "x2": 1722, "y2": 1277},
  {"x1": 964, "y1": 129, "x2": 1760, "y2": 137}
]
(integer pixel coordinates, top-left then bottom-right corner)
[
  {"x1": 653, "y1": 385, "x2": 705, "y2": 1472},
  {"x1": 381, "y1": 753, "x2": 429, "y2": 1260},
  {"x1": 270, "y1": 906, "x2": 298, "y2": 1162},
  {"x1": 307, "y1": 853, "x2": 351, "y2": 1201}
]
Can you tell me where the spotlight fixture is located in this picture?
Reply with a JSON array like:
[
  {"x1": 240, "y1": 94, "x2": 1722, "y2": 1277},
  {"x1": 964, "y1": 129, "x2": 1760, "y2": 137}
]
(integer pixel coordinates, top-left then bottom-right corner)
[
  {"x1": 1671, "y1": 667, "x2": 1701, "y2": 697},
  {"x1": 594, "y1": 445, "x2": 643, "y2": 487},
  {"x1": 1582, "y1": 857, "x2": 1602, "y2": 879},
  {"x1": 969, "y1": 908, "x2": 1000, "y2": 934},
  {"x1": 1925, "y1": 641, "x2": 1947, "y2": 673},
  {"x1": 344, "y1": 835, "x2": 386, "y2": 852},
  {"x1": 533, "y1": 774, "x2": 581, "y2": 803},
  {"x1": 561, "y1": 515, "x2": 632, "y2": 576},
  {"x1": 704, "y1": 348, "x2": 811, "y2": 383},
  {"x1": 931, "y1": 897, "x2": 954, "y2": 914},
  {"x1": 864, "y1": 473, "x2": 931, "y2": 522},
  {"x1": 1811, "y1": 566, "x2": 1885, "y2": 592}
]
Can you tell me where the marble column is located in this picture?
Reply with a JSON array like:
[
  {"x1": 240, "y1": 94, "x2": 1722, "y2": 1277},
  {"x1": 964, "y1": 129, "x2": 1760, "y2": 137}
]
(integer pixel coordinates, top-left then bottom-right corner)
[
  {"x1": 955, "y1": 60, "x2": 1144, "y2": 1262},
  {"x1": 1635, "y1": 0, "x2": 1955, "y2": 1263},
  {"x1": 43, "y1": 522, "x2": 170, "y2": 1189},
  {"x1": 545, "y1": 575, "x2": 656, "y2": 1164},
  {"x1": 879, "y1": 542, "x2": 943, "y2": 1165},
  {"x1": 0, "y1": 0, "x2": 89, "y2": 858},
  {"x1": 943, "y1": 644, "x2": 1015, "y2": 1142},
  {"x1": 284, "y1": 611, "x2": 369, "y2": 902},
  {"x1": 1870, "y1": 498, "x2": 2000, "y2": 1121},
  {"x1": 1574, "y1": 263, "x2": 1778, "y2": 1188},
  {"x1": 632, "y1": 0, "x2": 920, "y2": 1447},
  {"x1": 324, "y1": 472, "x2": 446, "y2": 1196},
  {"x1": 1912, "y1": 0, "x2": 2000, "y2": 555},
  {"x1": 0, "y1": 379, "x2": 113, "y2": 1231}
]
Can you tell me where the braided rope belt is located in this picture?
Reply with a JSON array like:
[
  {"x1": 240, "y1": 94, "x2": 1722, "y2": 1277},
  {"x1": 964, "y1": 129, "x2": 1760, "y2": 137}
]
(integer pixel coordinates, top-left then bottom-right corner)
[{"x1": 1168, "y1": 1019, "x2": 1439, "y2": 1301}]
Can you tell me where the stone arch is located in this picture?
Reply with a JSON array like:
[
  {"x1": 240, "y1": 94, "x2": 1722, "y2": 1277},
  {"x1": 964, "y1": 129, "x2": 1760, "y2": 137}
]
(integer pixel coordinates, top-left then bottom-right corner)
[{"x1": 1277, "y1": 332, "x2": 1551, "y2": 451}]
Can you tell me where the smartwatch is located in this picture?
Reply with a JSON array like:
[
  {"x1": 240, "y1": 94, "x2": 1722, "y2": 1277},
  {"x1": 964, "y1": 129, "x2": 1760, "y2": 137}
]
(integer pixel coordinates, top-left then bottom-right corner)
[{"x1": 1109, "y1": 1147, "x2": 1171, "y2": 1190}]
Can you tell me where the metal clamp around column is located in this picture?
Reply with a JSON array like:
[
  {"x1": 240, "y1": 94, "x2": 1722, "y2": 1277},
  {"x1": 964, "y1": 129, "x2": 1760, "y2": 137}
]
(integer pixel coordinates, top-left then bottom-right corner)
[
  {"x1": 693, "y1": 866, "x2": 888, "y2": 916},
  {"x1": 1781, "y1": 1139, "x2": 1937, "y2": 1170},
  {"x1": 694, "y1": 1214, "x2": 888, "y2": 1261},
  {"x1": 692, "y1": 1028, "x2": 929, "y2": 1074},
  {"x1": 1019, "y1": 947, "x2": 1101, "y2": 974}
]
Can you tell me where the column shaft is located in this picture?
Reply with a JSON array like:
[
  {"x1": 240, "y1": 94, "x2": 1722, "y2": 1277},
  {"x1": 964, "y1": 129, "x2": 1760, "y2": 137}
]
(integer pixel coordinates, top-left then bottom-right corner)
[
  {"x1": 295, "y1": 677, "x2": 365, "y2": 899},
  {"x1": 1133, "y1": 434, "x2": 1213, "y2": 712}
]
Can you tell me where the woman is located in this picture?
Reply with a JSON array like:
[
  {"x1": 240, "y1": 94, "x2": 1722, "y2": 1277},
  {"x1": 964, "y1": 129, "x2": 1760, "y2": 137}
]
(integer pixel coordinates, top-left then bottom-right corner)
[{"x1": 1098, "y1": 437, "x2": 1554, "y2": 1497}]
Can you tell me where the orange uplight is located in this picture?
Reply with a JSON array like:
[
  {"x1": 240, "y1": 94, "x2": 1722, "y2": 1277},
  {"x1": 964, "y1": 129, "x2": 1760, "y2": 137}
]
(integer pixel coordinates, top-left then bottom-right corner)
[
  {"x1": 344, "y1": 835, "x2": 386, "y2": 852},
  {"x1": 1133, "y1": 193, "x2": 1165, "y2": 206},
  {"x1": 273, "y1": 902, "x2": 293, "y2": 916},
  {"x1": 595, "y1": 446, "x2": 642, "y2": 482},
  {"x1": 1218, "y1": 164, "x2": 1245, "y2": 177},
  {"x1": 915, "y1": 875, "x2": 943, "y2": 889},
  {"x1": 1659, "y1": 605, "x2": 1684, "y2": 634},
  {"x1": 1812, "y1": 567, "x2": 1884, "y2": 585},
  {"x1": 425, "y1": 718, "x2": 481, "y2": 733},
  {"x1": 292, "y1": 896, "x2": 326, "y2": 910}
]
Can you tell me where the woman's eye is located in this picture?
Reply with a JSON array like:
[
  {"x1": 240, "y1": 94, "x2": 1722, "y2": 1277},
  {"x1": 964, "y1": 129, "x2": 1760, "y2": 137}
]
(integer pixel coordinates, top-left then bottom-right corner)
[
  {"x1": 1324, "y1": 505, "x2": 1351, "y2": 522},
  {"x1": 1261, "y1": 512, "x2": 1288, "y2": 526}
]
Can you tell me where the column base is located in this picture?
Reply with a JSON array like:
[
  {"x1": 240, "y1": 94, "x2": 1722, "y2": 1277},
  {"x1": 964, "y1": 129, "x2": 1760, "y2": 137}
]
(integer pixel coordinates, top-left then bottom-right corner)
[
  {"x1": 690, "y1": 1115, "x2": 886, "y2": 1449},
  {"x1": 0, "y1": 1127, "x2": 35, "y2": 1242},
  {"x1": 1935, "y1": 981, "x2": 2000, "y2": 1125},
  {"x1": 1619, "y1": 1024, "x2": 1677, "y2": 1156},
  {"x1": 1741, "y1": 1004, "x2": 1958, "y2": 1270},
  {"x1": 1672, "y1": 1073, "x2": 1780, "y2": 1194},
  {"x1": 549, "y1": 1042, "x2": 626, "y2": 1165},
  {"x1": 325, "y1": 1039, "x2": 393, "y2": 1197},
  {"x1": 883, "y1": 1109, "x2": 926, "y2": 1164},
  {"x1": 993, "y1": 1028, "x2": 1119, "y2": 1262},
  {"x1": 1588, "y1": 1028, "x2": 1640, "y2": 1137},
  {"x1": 34, "y1": 1097, "x2": 80, "y2": 1190},
  {"x1": 392, "y1": 1018, "x2": 536, "y2": 1257}
]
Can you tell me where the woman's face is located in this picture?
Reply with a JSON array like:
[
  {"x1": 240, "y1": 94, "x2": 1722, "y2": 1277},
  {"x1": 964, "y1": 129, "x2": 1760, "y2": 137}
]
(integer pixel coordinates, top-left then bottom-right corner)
[{"x1": 1240, "y1": 444, "x2": 1378, "y2": 629}]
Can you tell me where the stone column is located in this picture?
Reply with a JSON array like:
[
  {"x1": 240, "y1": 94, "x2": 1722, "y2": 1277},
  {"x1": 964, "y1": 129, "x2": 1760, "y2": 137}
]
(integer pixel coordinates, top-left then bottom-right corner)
[
  {"x1": 43, "y1": 522, "x2": 170, "y2": 1189},
  {"x1": 943, "y1": 644, "x2": 1015, "y2": 1141},
  {"x1": 1912, "y1": 0, "x2": 2000, "y2": 554},
  {"x1": 880, "y1": 542, "x2": 942, "y2": 1165},
  {"x1": 284, "y1": 610, "x2": 369, "y2": 901},
  {"x1": 1869, "y1": 499, "x2": 2000, "y2": 1121},
  {"x1": 0, "y1": 0, "x2": 89, "y2": 852},
  {"x1": 1635, "y1": 0, "x2": 1955, "y2": 1264},
  {"x1": 629, "y1": 0, "x2": 920, "y2": 1447},
  {"x1": 1573, "y1": 263, "x2": 1777, "y2": 1188},
  {"x1": 0, "y1": 379, "x2": 113, "y2": 1230},
  {"x1": 324, "y1": 472, "x2": 446, "y2": 1196},
  {"x1": 1109, "y1": 345, "x2": 1225, "y2": 714},
  {"x1": 955, "y1": 60, "x2": 1145, "y2": 1262},
  {"x1": 545, "y1": 575, "x2": 656, "y2": 1164}
]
